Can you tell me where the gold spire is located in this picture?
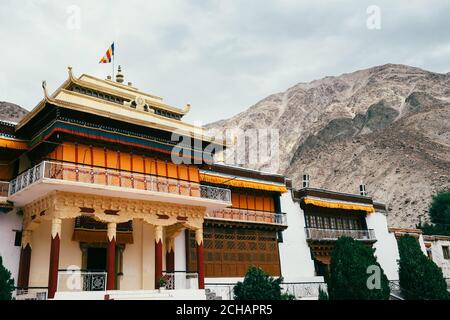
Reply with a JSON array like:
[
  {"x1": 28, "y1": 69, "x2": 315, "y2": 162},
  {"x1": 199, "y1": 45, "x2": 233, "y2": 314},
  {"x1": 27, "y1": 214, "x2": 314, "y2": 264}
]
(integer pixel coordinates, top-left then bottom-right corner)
[{"x1": 116, "y1": 65, "x2": 124, "y2": 83}]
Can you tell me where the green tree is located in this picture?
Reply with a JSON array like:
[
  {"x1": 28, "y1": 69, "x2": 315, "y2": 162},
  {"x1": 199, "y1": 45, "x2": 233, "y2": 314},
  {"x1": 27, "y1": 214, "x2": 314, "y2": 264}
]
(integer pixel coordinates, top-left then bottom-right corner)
[
  {"x1": 418, "y1": 191, "x2": 450, "y2": 236},
  {"x1": 318, "y1": 286, "x2": 329, "y2": 300},
  {"x1": 233, "y1": 266, "x2": 293, "y2": 300},
  {"x1": 0, "y1": 256, "x2": 15, "y2": 300},
  {"x1": 398, "y1": 235, "x2": 449, "y2": 300},
  {"x1": 327, "y1": 237, "x2": 390, "y2": 300}
]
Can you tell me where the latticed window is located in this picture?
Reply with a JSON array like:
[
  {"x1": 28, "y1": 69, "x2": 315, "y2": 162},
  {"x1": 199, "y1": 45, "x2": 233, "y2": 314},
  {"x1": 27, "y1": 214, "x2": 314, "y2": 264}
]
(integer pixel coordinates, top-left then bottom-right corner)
[{"x1": 186, "y1": 226, "x2": 281, "y2": 277}]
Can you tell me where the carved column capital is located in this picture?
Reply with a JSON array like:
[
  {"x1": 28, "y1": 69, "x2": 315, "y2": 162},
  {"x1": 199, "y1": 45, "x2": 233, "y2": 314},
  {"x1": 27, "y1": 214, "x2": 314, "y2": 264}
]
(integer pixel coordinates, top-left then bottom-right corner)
[
  {"x1": 155, "y1": 225, "x2": 163, "y2": 244},
  {"x1": 107, "y1": 222, "x2": 117, "y2": 241},
  {"x1": 195, "y1": 228, "x2": 203, "y2": 246},
  {"x1": 51, "y1": 218, "x2": 62, "y2": 239},
  {"x1": 21, "y1": 230, "x2": 33, "y2": 249}
]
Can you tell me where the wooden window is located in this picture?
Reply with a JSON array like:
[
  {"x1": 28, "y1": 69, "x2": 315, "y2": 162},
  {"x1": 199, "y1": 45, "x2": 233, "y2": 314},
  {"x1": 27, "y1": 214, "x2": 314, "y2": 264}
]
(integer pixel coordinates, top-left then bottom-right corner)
[
  {"x1": 187, "y1": 227, "x2": 281, "y2": 277},
  {"x1": 443, "y1": 246, "x2": 450, "y2": 260},
  {"x1": 14, "y1": 230, "x2": 22, "y2": 247}
]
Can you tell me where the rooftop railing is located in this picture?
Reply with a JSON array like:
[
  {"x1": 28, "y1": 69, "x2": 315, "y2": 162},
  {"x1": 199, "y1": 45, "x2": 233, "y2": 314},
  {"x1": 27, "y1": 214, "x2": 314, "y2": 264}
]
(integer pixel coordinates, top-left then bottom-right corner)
[
  {"x1": 305, "y1": 227, "x2": 376, "y2": 241},
  {"x1": 8, "y1": 161, "x2": 231, "y2": 203},
  {"x1": 207, "y1": 208, "x2": 287, "y2": 225}
]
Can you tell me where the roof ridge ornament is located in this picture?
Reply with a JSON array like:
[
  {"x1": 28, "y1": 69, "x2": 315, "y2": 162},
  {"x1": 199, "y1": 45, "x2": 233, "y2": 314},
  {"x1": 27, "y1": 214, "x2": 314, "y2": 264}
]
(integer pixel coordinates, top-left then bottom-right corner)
[
  {"x1": 68, "y1": 66, "x2": 74, "y2": 80},
  {"x1": 116, "y1": 65, "x2": 124, "y2": 83},
  {"x1": 182, "y1": 103, "x2": 191, "y2": 114},
  {"x1": 42, "y1": 80, "x2": 49, "y2": 100}
]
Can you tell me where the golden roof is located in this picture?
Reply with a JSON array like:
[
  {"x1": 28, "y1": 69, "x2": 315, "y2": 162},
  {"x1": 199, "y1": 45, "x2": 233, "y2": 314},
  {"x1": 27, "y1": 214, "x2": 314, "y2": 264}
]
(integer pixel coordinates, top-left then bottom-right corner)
[{"x1": 17, "y1": 67, "x2": 224, "y2": 146}]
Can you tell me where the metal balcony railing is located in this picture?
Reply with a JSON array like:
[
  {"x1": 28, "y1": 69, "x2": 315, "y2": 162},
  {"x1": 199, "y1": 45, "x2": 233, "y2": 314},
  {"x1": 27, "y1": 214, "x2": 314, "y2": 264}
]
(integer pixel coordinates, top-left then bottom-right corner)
[
  {"x1": 205, "y1": 282, "x2": 327, "y2": 300},
  {"x1": 305, "y1": 227, "x2": 376, "y2": 241},
  {"x1": 207, "y1": 208, "x2": 287, "y2": 225},
  {"x1": 162, "y1": 271, "x2": 199, "y2": 290},
  {"x1": 8, "y1": 161, "x2": 231, "y2": 203},
  {"x1": 0, "y1": 181, "x2": 9, "y2": 197},
  {"x1": 15, "y1": 287, "x2": 48, "y2": 300},
  {"x1": 57, "y1": 269, "x2": 107, "y2": 292}
]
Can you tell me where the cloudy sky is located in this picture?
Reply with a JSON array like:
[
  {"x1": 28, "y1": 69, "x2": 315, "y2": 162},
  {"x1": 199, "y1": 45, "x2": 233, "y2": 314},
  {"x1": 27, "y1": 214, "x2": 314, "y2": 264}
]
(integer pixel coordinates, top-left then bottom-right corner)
[{"x1": 1, "y1": 0, "x2": 450, "y2": 124}]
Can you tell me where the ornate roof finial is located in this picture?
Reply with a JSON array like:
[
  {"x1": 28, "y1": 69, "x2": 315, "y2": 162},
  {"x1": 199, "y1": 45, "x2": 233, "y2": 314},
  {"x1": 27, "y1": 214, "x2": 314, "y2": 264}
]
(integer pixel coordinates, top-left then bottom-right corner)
[
  {"x1": 67, "y1": 66, "x2": 74, "y2": 80},
  {"x1": 42, "y1": 81, "x2": 49, "y2": 99},
  {"x1": 182, "y1": 103, "x2": 191, "y2": 114},
  {"x1": 116, "y1": 65, "x2": 124, "y2": 83}
]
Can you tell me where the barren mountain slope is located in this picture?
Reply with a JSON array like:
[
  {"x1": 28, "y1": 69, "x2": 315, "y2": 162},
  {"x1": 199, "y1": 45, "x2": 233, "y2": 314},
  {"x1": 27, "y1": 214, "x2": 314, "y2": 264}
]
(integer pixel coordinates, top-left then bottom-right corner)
[
  {"x1": 207, "y1": 64, "x2": 450, "y2": 228},
  {"x1": 0, "y1": 101, "x2": 28, "y2": 123}
]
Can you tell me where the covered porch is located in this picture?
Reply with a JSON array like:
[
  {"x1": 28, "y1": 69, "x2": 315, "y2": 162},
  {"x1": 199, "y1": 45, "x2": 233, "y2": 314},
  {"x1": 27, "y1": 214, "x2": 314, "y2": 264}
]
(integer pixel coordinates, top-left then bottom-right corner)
[{"x1": 16, "y1": 191, "x2": 208, "y2": 300}]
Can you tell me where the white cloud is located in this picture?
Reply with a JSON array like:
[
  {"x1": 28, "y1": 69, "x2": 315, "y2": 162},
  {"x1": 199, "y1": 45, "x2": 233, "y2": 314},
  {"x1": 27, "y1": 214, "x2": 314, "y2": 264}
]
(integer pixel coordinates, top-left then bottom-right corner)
[{"x1": 0, "y1": 0, "x2": 449, "y2": 123}]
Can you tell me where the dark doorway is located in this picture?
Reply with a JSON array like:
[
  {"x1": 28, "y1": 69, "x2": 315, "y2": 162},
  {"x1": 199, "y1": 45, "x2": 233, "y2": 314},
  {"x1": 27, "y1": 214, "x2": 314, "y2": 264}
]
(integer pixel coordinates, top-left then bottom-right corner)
[
  {"x1": 87, "y1": 247, "x2": 107, "y2": 271},
  {"x1": 314, "y1": 259, "x2": 330, "y2": 278}
]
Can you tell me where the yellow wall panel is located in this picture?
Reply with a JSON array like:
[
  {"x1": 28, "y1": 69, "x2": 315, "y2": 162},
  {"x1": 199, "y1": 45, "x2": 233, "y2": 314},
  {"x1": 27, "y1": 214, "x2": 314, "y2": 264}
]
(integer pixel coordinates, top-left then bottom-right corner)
[
  {"x1": 92, "y1": 147, "x2": 105, "y2": 167},
  {"x1": 120, "y1": 152, "x2": 131, "y2": 171},
  {"x1": 62, "y1": 143, "x2": 76, "y2": 163}
]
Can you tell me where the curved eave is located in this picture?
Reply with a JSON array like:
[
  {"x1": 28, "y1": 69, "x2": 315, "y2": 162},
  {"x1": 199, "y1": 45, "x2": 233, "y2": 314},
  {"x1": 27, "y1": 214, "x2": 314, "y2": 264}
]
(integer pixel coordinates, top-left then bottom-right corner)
[
  {"x1": 74, "y1": 74, "x2": 190, "y2": 116},
  {"x1": 0, "y1": 136, "x2": 28, "y2": 150},
  {"x1": 199, "y1": 171, "x2": 288, "y2": 193},
  {"x1": 301, "y1": 197, "x2": 375, "y2": 214}
]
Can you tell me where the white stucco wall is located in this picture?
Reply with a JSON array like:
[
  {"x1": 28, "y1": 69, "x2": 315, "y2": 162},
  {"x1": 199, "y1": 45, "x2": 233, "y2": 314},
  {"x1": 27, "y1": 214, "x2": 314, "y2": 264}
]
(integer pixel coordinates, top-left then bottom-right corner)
[
  {"x1": 277, "y1": 190, "x2": 317, "y2": 282},
  {"x1": 365, "y1": 211, "x2": 400, "y2": 280},
  {"x1": 0, "y1": 210, "x2": 22, "y2": 284},
  {"x1": 29, "y1": 219, "x2": 82, "y2": 288},
  {"x1": 174, "y1": 231, "x2": 186, "y2": 271},
  {"x1": 429, "y1": 240, "x2": 450, "y2": 278},
  {"x1": 28, "y1": 218, "x2": 162, "y2": 290}
]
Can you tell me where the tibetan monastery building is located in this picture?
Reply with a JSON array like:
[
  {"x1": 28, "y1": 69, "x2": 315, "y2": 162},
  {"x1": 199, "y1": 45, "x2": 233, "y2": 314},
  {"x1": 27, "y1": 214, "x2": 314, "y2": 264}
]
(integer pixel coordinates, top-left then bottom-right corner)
[{"x1": 0, "y1": 67, "x2": 290, "y2": 300}]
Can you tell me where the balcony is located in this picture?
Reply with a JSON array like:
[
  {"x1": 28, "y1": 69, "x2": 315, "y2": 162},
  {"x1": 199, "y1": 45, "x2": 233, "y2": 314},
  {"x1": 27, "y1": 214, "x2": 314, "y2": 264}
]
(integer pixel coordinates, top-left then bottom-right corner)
[
  {"x1": 58, "y1": 269, "x2": 107, "y2": 292},
  {"x1": 305, "y1": 227, "x2": 376, "y2": 242},
  {"x1": 162, "y1": 271, "x2": 199, "y2": 290},
  {"x1": 207, "y1": 208, "x2": 287, "y2": 226},
  {"x1": 8, "y1": 161, "x2": 231, "y2": 208}
]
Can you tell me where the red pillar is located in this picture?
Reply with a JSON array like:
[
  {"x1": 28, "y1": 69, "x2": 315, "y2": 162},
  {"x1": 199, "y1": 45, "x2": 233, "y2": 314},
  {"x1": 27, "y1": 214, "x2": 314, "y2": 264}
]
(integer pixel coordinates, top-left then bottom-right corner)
[
  {"x1": 155, "y1": 239, "x2": 163, "y2": 289},
  {"x1": 106, "y1": 237, "x2": 116, "y2": 290},
  {"x1": 197, "y1": 241, "x2": 205, "y2": 289},
  {"x1": 18, "y1": 243, "x2": 32, "y2": 289},
  {"x1": 166, "y1": 248, "x2": 175, "y2": 272},
  {"x1": 47, "y1": 233, "x2": 60, "y2": 299}
]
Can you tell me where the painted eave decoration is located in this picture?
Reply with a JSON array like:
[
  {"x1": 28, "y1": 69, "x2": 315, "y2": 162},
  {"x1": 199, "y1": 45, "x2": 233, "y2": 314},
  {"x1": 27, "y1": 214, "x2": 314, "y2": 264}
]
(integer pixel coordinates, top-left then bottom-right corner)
[
  {"x1": 302, "y1": 196, "x2": 375, "y2": 213},
  {"x1": 15, "y1": 67, "x2": 225, "y2": 147},
  {"x1": 199, "y1": 171, "x2": 288, "y2": 193}
]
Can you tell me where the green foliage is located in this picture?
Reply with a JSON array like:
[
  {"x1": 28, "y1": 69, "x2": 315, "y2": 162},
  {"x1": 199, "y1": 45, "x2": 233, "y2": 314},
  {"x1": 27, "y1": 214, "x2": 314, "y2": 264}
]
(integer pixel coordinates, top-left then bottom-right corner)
[
  {"x1": 398, "y1": 235, "x2": 449, "y2": 300},
  {"x1": 318, "y1": 286, "x2": 329, "y2": 300},
  {"x1": 159, "y1": 276, "x2": 167, "y2": 288},
  {"x1": 417, "y1": 222, "x2": 450, "y2": 236},
  {"x1": 233, "y1": 266, "x2": 292, "y2": 300},
  {"x1": 327, "y1": 237, "x2": 390, "y2": 300},
  {"x1": 418, "y1": 191, "x2": 450, "y2": 236},
  {"x1": 0, "y1": 256, "x2": 15, "y2": 300}
]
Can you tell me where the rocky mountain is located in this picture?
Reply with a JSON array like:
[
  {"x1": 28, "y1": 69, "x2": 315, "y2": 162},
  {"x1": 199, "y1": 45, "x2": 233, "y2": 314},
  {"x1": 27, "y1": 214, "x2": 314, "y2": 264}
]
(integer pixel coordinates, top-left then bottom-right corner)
[
  {"x1": 206, "y1": 64, "x2": 450, "y2": 228},
  {"x1": 0, "y1": 101, "x2": 28, "y2": 123}
]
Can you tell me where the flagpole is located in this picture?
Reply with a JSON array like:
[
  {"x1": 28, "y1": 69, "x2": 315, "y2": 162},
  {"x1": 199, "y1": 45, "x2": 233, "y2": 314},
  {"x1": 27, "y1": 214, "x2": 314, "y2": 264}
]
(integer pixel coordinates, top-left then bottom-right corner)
[{"x1": 112, "y1": 54, "x2": 115, "y2": 80}]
